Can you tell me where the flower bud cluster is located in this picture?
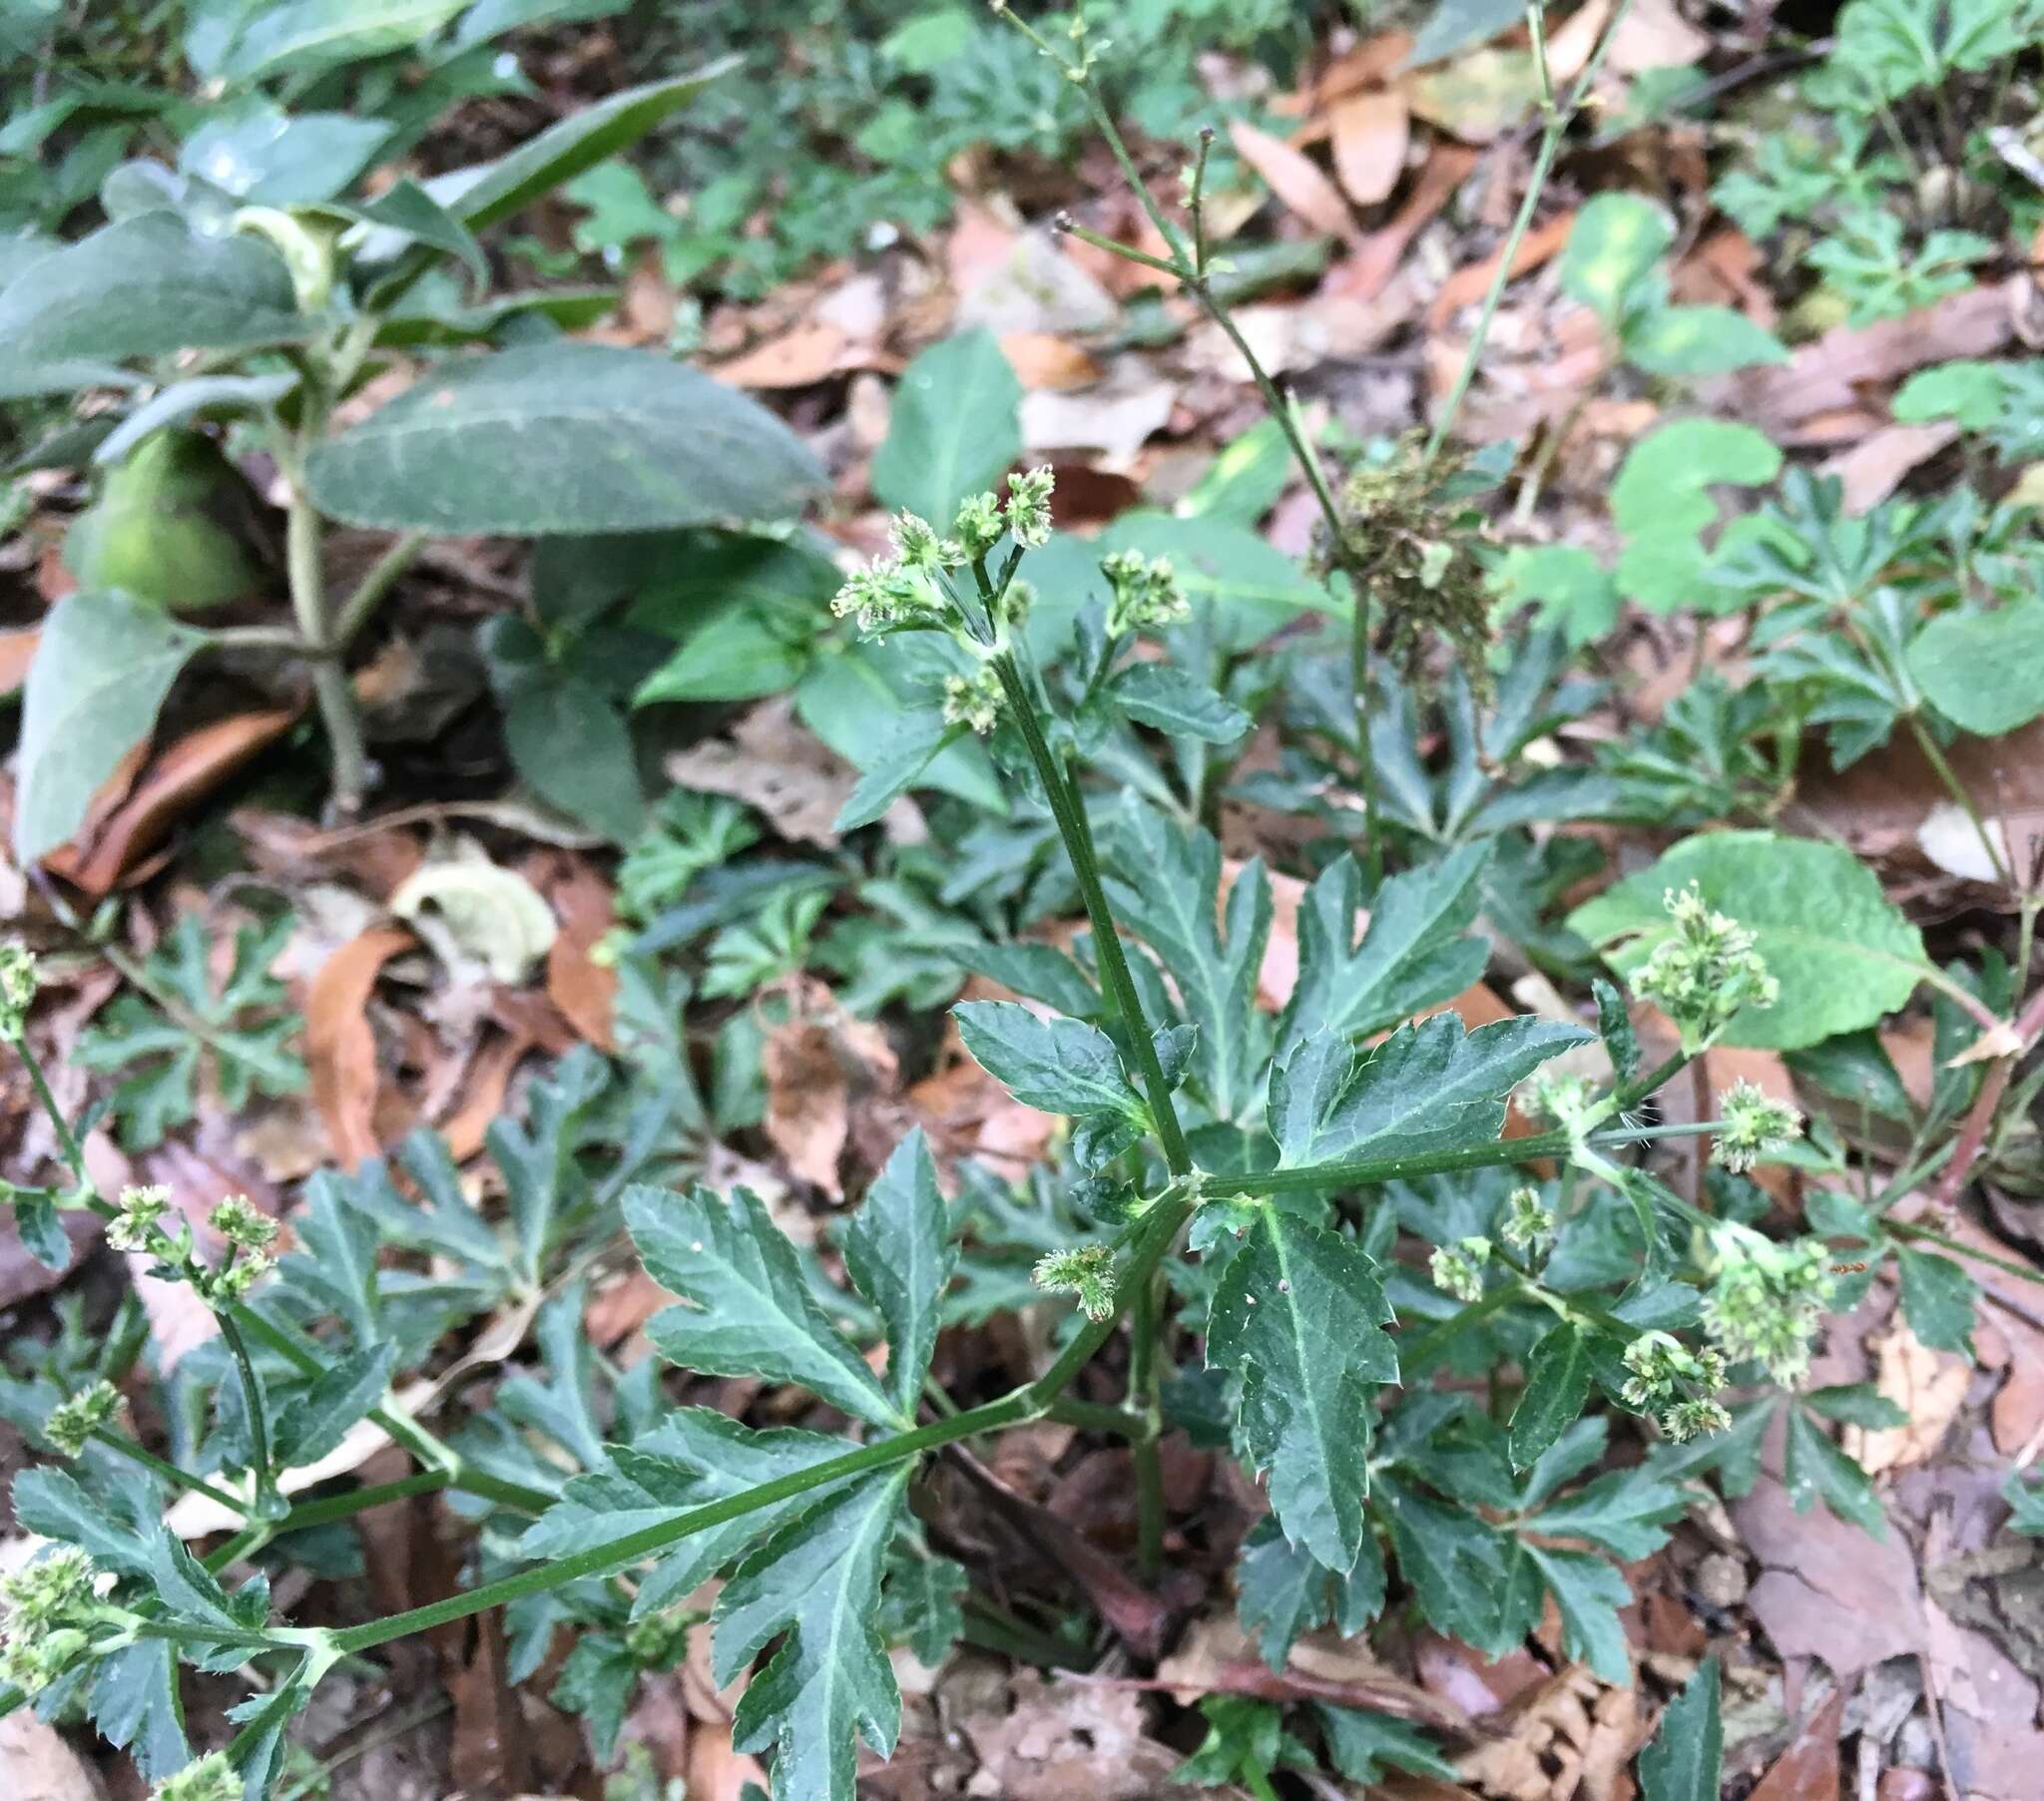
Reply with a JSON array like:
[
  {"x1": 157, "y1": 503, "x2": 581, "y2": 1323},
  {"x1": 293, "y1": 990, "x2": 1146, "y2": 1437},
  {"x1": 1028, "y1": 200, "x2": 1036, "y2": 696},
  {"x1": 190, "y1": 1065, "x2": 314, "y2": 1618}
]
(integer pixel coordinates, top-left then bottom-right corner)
[
  {"x1": 106, "y1": 1184, "x2": 277, "y2": 1303},
  {"x1": 44, "y1": 1379, "x2": 123, "y2": 1459},
  {"x1": 829, "y1": 470, "x2": 1058, "y2": 641},
  {"x1": 0, "y1": 942, "x2": 37, "y2": 1043},
  {"x1": 1620, "y1": 1330, "x2": 1731, "y2": 1441},
  {"x1": 1701, "y1": 1228, "x2": 1834, "y2": 1385},
  {"x1": 942, "y1": 666, "x2": 1004, "y2": 734},
  {"x1": 1631, "y1": 883, "x2": 1780, "y2": 1053},
  {"x1": 1712, "y1": 1079, "x2": 1802, "y2": 1173},
  {"x1": 1101, "y1": 550, "x2": 1188, "y2": 637},
  {"x1": 1428, "y1": 1235, "x2": 1491, "y2": 1303},
  {"x1": 1034, "y1": 1244, "x2": 1117, "y2": 1321},
  {"x1": 1500, "y1": 1184, "x2": 1554, "y2": 1255},
  {"x1": 151, "y1": 1751, "x2": 242, "y2": 1801},
  {"x1": 0, "y1": 1546, "x2": 99, "y2": 1697}
]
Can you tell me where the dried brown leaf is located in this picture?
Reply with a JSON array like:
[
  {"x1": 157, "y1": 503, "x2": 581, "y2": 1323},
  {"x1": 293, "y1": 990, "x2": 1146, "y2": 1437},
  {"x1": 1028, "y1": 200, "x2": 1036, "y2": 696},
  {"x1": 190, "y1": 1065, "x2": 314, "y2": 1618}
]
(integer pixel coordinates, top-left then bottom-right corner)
[
  {"x1": 308, "y1": 924, "x2": 413, "y2": 1168},
  {"x1": 1229, "y1": 119, "x2": 1356, "y2": 240},
  {"x1": 1329, "y1": 89, "x2": 1409, "y2": 206}
]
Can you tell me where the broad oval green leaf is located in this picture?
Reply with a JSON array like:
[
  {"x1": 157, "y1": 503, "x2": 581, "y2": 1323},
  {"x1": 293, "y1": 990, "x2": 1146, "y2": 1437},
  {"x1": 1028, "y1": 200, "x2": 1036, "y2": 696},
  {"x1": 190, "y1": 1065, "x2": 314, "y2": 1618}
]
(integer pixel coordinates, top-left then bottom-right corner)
[
  {"x1": 1559, "y1": 193, "x2": 1673, "y2": 325},
  {"x1": 305, "y1": 343, "x2": 824, "y2": 535},
  {"x1": 1566, "y1": 831, "x2": 1926, "y2": 1049},
  {"x1": 0, "y1": 213, "x2": 305, "y2": 376},
  {"x1": 1907, "y1": 598, "x2": 2044, "y2": 735},
  {"x1": 870, "y1": 329, "x2": 1022, "y2": 528},
  {"x1": 15, "y1": 589, "x2": 204, "y2": 861},
  {"x1": 215, "y1": 0, "x2": 467, "y2": 80}
]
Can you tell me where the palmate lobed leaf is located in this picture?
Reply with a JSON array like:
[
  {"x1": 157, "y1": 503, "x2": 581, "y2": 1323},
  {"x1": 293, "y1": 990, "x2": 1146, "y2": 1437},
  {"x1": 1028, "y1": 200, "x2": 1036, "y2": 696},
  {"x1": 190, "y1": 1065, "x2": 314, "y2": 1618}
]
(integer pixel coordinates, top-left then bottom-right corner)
[
  {"x1": 1269, "y1": 1013, "x2": 1590, "y2": 1169},
  {"x1": 1206, "y1": 1207, "x2": 1398, "y2": 1571},
  {"x1": 841, "y1": 1130, "x2": 956, "y2": 1416}
]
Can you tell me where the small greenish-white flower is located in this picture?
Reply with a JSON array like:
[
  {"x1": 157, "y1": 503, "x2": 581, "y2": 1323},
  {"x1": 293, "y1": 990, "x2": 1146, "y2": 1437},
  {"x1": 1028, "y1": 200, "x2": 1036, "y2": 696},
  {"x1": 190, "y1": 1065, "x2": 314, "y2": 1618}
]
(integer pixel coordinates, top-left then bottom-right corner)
[
  {"x1": 1630, "y1": 883, "x2": 1779, "y2": 1054},
  {"x1": 890, "y1": 511, "x2": 962, "y2": 571},
  {"x1": 1524, "y1": 1070, "x2": 1599, "y2": 1133},
  {"x1": 0, "y1": 942, "x2": 37, "y2": 1042},
  {"x1": 1, "y1": 1546, "x2": 96, "y2": 1629},
  {"x1": 151, "y1": 1751, "x2": 242, "y2": 1801},
  {"x1": 210, "y1": 1195, "x2": 276, "y2": 1252},
  {"x1": 1004, "y1": 468, "x2": 1056, "y2": 549},
  {"x1": 1702, "y1": 1229, "x2": 1834, "y2": 1385},
  {"x1": 625, "y1": 1607, "x2": 692, "y2": 1668},
  {"x1": 107, "y1": 1183, "x2": 174, "y2": 1254},
  {"x1": 1660, "y1": 1395, "x2": 1734, "y2": 1443},
  {"x1": 1429, "y1": 1235, "x2": 1491, "y2": 1303},
  {"x1": 829, "y1": 560, "x2": 947, "y2": 638},
  {"x1": 1500, "y1": 1184, "x2": 1554, "y2": 1254},
  {"x1": 44, "y1": 1380, "x2": 122, "y2": 1459},
  {"x1": 952, "y1": 490, "x2": 1005, "y2": 559},
  {"x1": 1713, "y1": 1080, "x2": 1802, "y2": 1173},
  {"x1": 942, "y1": 666, "x2": 1004, "y2": 734},
  {"x1": 1618, "y1": 1331, "x2": 1724, "y2": 1410},
  {"x1": 1101, "y1": 550, "x2": 1188, "y2": 637},
  {"x1": 1034, "y1": 1244, "x2": 1117, "y2": 1321}
]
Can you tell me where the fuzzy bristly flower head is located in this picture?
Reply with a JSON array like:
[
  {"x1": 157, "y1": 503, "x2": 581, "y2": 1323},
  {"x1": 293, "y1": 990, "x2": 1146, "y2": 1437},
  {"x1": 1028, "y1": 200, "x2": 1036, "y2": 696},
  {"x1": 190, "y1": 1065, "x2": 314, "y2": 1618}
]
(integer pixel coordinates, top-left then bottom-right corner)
[
  {"x1": 1618, "y1": 1331, "x2": 1725, "y2": 1410},
  {"x1": 0, "y1": 1545, "x2": 98, "y2": 1697},
  {"x1": 1702, "y1": 1230, "x2": 1834, "y2": 1385},
  {"x1": 1661, "y1": 1395, "x2": 1734, "y2": 1443},
  {"x1": 1034, "y1": 1244, "x2": 1117, "y2": 1321},
  {"x1": 1630, "y1": 882, "x2": 1780, "y2": 1053},
  {"x1": 1004, "y1": 468, "x2": 1056, "y2": 549},
  {"x1": 0, "y1": 941, "x2": 37, "y2": 1042},
  {"x1": 1500, "y1": 1184, "x2": 1554, "y2": 1254},
  {"x1": 1428, "y1": 1235, "x2": 1491, "y2": 1303},
  {"x1": 1101, "y1": 550, "x2": 1188, "y2": 637},
  {"x1": 151, "y1": 1752, "x2": 242, "y2": 1801},
  {"x1": 942, "y1": 665, "x2": 1004, "y2": 734},
  {"x1": 952, "y1": 490, "x2": 1005, "y2": 560},
  {"x1": 209, "y1": 1195, "x2": 277, "y2": 1252},
  {"x1": 1713, "y1": 1080, "x2": 1803, "y2": 1174},
  {"x1": 107, "y1": 1183, "x2": 174, "y2": 1254},
  {"x1": 829, "y1": 557, "x2": 950, "y2": 639},
  {"x1": 44, "y1": 1379, "x2": 122, "y2": 1459}
]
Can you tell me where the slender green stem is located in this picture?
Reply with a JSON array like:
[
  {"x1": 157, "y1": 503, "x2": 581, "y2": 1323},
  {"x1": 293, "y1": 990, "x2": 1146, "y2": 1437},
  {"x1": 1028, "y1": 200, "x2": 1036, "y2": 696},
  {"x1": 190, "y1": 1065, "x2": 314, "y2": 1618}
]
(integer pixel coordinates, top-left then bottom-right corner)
[
  {"x1": 325, "y1": 1192, "x2": 1195, "y2": 1657},
  {"x1": 991, "y1": 652, "x2": 1192, "y2": 1176},
  {"x1": 281, "y1": 421, "x2": 368, "y2": 810},
  {"x1": 1906, "y1": 711, "x2": 2014, "y2": 889},
  {"x1": 960, "y1": 1596, "x2": 1088, "y2": 1670},
  {"x1": 216, "y1": 1310, "x2": 287, "y2": 1522},
  {"x1": 1888, "y1": 1217, "x2": 2044, "y2": 1289},
  {"x1": 275, "y1": 1693, "x2": 454, "y2": 1801},
  {"x1": 1397, "y1": 1284, "x2": 1525, "y2": 1375},
  {"x1": 91, "y1": 1429, "x2": 252, "y2": 1517},
  {"x1": 1046, "y1": 1397, "x2": 1147, "y2": 1438},
  {"x1": 330, "y1": 530, "x2": 426, "y2": 653},
  {"x1": 18, "y1": 1037, "x2": 85, "y2": 1183},
  {"x1": 1422, "y1": 0, "x2": 1641, "y2": 467}
]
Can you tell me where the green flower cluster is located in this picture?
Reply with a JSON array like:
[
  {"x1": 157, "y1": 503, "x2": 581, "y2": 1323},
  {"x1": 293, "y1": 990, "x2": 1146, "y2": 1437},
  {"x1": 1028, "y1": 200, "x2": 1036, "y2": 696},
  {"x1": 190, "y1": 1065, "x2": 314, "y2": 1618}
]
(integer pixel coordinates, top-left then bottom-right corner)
[
  {"x1": 0, "y1": 1546, "x2": 99, "y2": 1698},
  {"x1": 1034, "y1": 1244, "x2": 1117, "y2": 1321},
  {"x1": 1100, "y1": 549, "x2": 1189, "y2": 637},
  {"x1": 1620, "y1": 1331, "x2": 1731, "y2": 1443},
  {"x1": 107, "y1": 1184, "x2": 278, "y2": 1303},
  {"x1": 0, "y1": 942, "x2": 36, "y2": 1044},
  {"x1": 44, "y1": 1379, "x2": 122, "y2": 1459},
  {"x1": 1712, "y1": 1079, "x2": 1803, "y2": 1173},
  {"x1": 1500, "y1": 1184, "x2": 1554, "y2": 1255},
  {"x1": 1702, "y1": 1228, "x2": 1834, "y2": 1384},
  {"x1": 151, "y1": 1751, "x2": 242, "y2": 1801},
  {"x1": 1631, "y1": 883, "x2": 1780, "y2": 1053},
  {"x1": 1428, "y1": 1235, "x2": 1491, "y2": 1303}
]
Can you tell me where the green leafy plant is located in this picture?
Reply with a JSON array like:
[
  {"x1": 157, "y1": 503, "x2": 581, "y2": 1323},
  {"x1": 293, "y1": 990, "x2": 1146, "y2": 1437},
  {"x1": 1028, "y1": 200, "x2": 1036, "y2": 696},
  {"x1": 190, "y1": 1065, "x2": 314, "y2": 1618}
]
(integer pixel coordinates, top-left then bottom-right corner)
[{"x1": 6, "y1": 58, "x2": 823, "y2": 859}]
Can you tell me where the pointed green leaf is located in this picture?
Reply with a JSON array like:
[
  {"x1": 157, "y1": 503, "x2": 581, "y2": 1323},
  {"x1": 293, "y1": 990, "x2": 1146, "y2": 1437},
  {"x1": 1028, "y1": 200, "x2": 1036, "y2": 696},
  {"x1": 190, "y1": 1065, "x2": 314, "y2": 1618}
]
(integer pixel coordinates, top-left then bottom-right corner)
[
  {"x1": 12, "y1": 1466, "x2": 158, "y2": 1576},
  {"x1": 88, "y1": 1641, "x2": 188, "y2": 1780},
  {"x1": 832, "y1": 713, "x2": 965, "y2": 833},
  {"x1": 306, "y1": 343, "x2": 824, "y2": 536},
  {"x1": 1105, "y1": 807, "x2": 1272, "y2": 1120},
  {"x1": 551, "y1": 1632, "x2": 642, "y2": 1761},
  {"x1": 1783, "y1": 1407, "x2": 1887, "y2": 1537},
  {"x1": 1508, "y1": 1326, "x2": 1593, "y2": 1471},
  {"x1": 1370, "y1": 1475, "x2": 1508, "y2": 1649},
  {"x1": 1523, "y1": 1546, "x2": 1631, "y2": 1683},
  {"x1": 272, "y1": 1342, "x2": 397, "y2": 1470},
  {"x1": 16, "y1": 590, "x2": 204, "y2": 860},
  {"x1": 870, "y1": 330, "x2": 1021, "y2": 527},
  {"x1": 521, "y1": 1410, "x2": 855, "y2": 1616},
  {"x1": 1896, "y1": 1244, "x2": 1978, "y2": 1355},
  {"x1": 1638, "y1": 1655, "x2": 1721, "y2": 1801},
  {"x1": 716, "y1": 1467, "x2": 910, "y2": 1801},
  {"x1": 843, "y1": 1130, "x2": 956, "y2": 1414},
  {"x1": 1207, "y1": 1208, "x2": 1398, "y2": 1570},
  {"x1": 625, "y1": 1185, "x2": 900, "y2": 1428},
  {"x1": 1527, "y1": 1468, "x2": 1687, "y2": 1560},
  {"x1": 952, "y1": 1000, "x2": 1145, "y2": 1122},
  {"x1": 959, "y1": 942, "x2": 1102, "y2": 1020},
  {"x1": 1279, "y1": 845, "x2": 1491, "y2": 1051},
  {"x1": 1237, "y1": 1515, "x2": 1384, "y2": 1671},
  {"x1": 879, "y1": 1545, "x2": 969, "y2": 1665},
  {"x1": 1108, "y1": 663, "x2": 1252, "y2": 742},
  {"x1": 1314, "y1": 1707, "x2": 1456, "y2": 1784},
  {"x1": 1270, "y1": 1013, "x2": 1590, "y2": 1169}
]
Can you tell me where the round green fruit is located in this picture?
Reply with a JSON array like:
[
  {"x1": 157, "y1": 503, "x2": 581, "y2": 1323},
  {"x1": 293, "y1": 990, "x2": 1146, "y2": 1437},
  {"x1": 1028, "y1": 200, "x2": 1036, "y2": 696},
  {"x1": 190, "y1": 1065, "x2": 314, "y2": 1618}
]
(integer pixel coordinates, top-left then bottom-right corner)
[{"x1": 64, "y1": 427, "x2": 265, "y2": 612}]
